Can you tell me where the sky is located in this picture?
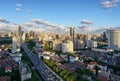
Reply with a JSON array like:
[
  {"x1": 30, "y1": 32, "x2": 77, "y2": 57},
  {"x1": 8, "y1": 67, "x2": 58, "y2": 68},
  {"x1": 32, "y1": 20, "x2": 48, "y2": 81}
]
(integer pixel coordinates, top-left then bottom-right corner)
[{"x1": 0, "y1": 0, "x2": 120, "y2": 33}]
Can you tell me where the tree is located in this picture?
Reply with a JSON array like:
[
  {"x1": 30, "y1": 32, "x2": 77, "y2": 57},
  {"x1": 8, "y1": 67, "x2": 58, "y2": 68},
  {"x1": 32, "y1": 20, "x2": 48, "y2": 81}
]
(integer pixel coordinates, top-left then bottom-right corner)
[
  {"x1": 7, "y1": 49, "x2": 11, "y2": 53},
  {"x1": 67, "y1": 73, "x2": 76, "y2": 81},
  {"x1": 60, "y1": 70, "x2": 69, "y2": 77},
  {"x1": 93, "y1": 65, "x2": 100, "y2": 76},
  {"x1": 67, "y1": 52, "x2": 72, "y2": 63},
  {"x1": 55, "y1": 51, "x2": 62, "y2": 56},
  {"x1": 44, "y1": 41, "x2": 53, "y2": 51},
  {"x1": 76, "y1": 68, "x2": 84, "y2": 75},
  {"x1": 0, "y1": 68, "x2": 5, "y2": 76},
  {"x1": 96, "y1": 79, "x2": 101, "y2": 81},
  {"x1": 76, "y1": 74, "x2": 84, "y2": 81},
  {"x1": 25, "y1": 38, "x2": 36, "y2": 51}
]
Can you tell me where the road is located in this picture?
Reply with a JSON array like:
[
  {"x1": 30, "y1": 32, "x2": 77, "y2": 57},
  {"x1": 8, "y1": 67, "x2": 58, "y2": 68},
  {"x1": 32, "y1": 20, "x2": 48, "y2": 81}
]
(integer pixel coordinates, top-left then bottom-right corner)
[{"x1": 21, "y1": 43, "x2": 63, "y2": 81}]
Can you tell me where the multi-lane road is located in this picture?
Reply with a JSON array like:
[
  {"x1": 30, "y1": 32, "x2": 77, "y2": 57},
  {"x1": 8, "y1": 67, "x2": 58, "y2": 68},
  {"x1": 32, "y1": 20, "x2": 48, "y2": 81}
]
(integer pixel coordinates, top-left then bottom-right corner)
[{"x1": 21, "y1": 43, "x2": 63, "y2": 81}]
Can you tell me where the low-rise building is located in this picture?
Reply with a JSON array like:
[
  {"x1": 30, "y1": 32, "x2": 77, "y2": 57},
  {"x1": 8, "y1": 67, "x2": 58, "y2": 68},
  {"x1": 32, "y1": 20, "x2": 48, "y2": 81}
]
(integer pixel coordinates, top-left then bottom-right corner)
[
  {"x1": 10, "y1": 52, "x2": 22, "y2": 62},
  {"x1": 0, "y1": 58, "x2": 19, "y2": 71},
  {"x1": 69, "y1": 56, "x2": 79, "y2": 62},
  {"x1": 109, "y1": 74, "x2": 120, "y2": 81},
  {"x1": 5, "y1": 65, "x2": 12, "y2": 73},
  {"x1": 19, "y1": 63, "x2": 32, "y2": 81},
  {"x1": 0, "y1": 76, "x2": 10, "y2": 81},
  {"x1": 43, "y1": 55, "x2": 50, "y2": 60}
]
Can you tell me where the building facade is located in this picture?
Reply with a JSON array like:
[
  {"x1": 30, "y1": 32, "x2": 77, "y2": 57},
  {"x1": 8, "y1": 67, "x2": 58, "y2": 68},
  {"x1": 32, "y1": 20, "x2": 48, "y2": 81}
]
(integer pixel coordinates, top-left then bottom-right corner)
[
  {"x1": 62, "y1": 40, "x2": 73, "y2": 53},
  {"x1": 108, "y1": 30, "x2": 120, "y2": 50},
  {"x1": 19, "y1": 63, "x2": 32, "y2": 81}
]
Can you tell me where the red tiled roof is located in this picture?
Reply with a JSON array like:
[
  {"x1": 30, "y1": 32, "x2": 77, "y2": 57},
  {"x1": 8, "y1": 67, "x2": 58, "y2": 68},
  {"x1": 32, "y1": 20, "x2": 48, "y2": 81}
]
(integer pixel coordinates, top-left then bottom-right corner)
[
  {"x1": 0, "y1": 58, "x2": 18, "y2": 69},
  {"x1": 98, "y1": 74, "x2": 108, "y2": 81},
  {"x1": 5, "y1": 65, "x2": 12, "y2": 71},
  {"x1": 88, "y1": 62, "x2": 98, "y2": 65},
  {"x1": 0, "y1": 76, "x2": 10, "y2": 81}
]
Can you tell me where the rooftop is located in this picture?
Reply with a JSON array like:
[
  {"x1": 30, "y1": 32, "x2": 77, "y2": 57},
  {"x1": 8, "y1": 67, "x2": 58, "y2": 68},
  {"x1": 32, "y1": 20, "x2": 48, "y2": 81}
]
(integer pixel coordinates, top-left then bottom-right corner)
[{"x1": 0, "y1": 76, "x2": 10, "y2": 81}]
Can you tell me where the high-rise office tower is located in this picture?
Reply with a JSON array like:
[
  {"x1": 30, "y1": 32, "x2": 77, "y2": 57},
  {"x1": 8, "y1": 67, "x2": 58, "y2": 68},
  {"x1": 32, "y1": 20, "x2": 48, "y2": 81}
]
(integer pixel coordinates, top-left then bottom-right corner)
[
  {"x1": 18, "y1": 25, "x2": 22, "y2": 36},
  {"x1": 18, "y1": 25, "x2": 22, "y2": 45},
  {"x1": 29, "y1": 31, "x2": 35, "y2": 38},
  {"x1": 12, "y1": 25, "x2": 22, "y2": 53},
  {"x1": 70, "y1": 27, "x2": 75, "y2": 49},
  {"x1": 12, "y1": 36, "x2": 21, "y2": 53},
  {"x1": 22, "y1": 33, "x2": 26, "y2": 42},
  {"x1": 70, "y1": 27, "x2": 75, "y2": 41},
  {"x1": 102, "y1": 32, "x2": 107, "y2": 42},
  {"x1": 108, "y1": 29, "x2": 120, "y2": 50},
  {"x1": 56, "y1": 34, "x2": 59, "y2": 39}
]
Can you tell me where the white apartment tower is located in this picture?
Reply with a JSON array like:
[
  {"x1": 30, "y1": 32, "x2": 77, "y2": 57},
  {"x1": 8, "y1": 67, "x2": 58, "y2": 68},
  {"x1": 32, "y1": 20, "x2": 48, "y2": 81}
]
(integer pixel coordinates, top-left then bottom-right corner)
[
  {"x1": 12, "y1": 26, "x2": 22, "y2": 53},
  {"x1": 108, "y1": 30, "x2": 120, "y2": 50},
  {"x1": 62, "y1": 40, "x2": 73, "y2": 53},
  {"x1": 22, "y1": 33, "x2": 26, "y2": 42}
]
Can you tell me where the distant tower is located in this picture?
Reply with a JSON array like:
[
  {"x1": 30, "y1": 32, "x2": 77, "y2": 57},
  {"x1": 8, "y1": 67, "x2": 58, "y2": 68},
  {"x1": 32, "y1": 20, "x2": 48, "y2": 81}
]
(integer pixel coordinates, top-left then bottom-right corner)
[
  {"x1": 29, "y1": 31, "x2": 35, "y2": 38},
  {"x1": 70, "y1": 27, "x2": 75, "y2": 42},
  {"x1": 12, "y1": 36, "x2": 21, "y2": 53},
  {"x1": 18, "y1": 25, "x2": 22, "y2": 36},
  {"x1": 87, "y1": 34, "x2": 91, "y2": 40},
  {"x1": 70, "y1": 27, "x2": 75, "y2": 49},
  {"x1": 56, "y1": 34, "x2": 59, "y2": 39},
  {"x1": 70, "y1": 27, "x2": 73, "y2": 37},
  {"x1": 17, "y1": 25, "x2": 22, "y2": 49},
  {"x1": 12, "y1": 37, "x2": 17, "y2": 52},
  {"x1": 103, "y1": 32, "x2": 107, "y2": 42},
  {"x1": 22, "y1": 33, "x2": 26, "y2": 42}
]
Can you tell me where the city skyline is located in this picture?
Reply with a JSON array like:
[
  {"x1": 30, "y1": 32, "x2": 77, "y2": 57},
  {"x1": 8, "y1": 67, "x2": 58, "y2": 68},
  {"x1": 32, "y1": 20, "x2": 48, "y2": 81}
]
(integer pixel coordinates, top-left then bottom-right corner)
[
  {"x1": 0, "y1": 0, "x2": 120, "y2": 33},
  {"x1": 0, "y1": 1, "x2": 120, "y2": 80}
]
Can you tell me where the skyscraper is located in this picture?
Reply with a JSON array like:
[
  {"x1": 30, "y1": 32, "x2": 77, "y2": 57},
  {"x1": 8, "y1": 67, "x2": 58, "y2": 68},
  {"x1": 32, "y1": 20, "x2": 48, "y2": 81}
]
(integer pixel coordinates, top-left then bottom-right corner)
[
  {"x1": 22, "y1": 33, "x2": 26, "y2": 42},
  {"x1": 70, "y1": 27, "x2": 75, "y2": 42},
  {"x1": 12, "y1": 25, "x2": 22, "y2": 53},
  {"x1": 108, "y1": 30, "x2": 120, "y2": 50},
  {"x1": 18, "y1": 25, "x2": 22, "y2": 36},
  {"x1": 70, "y1": 27, "x2": 75, "y2": 49}
]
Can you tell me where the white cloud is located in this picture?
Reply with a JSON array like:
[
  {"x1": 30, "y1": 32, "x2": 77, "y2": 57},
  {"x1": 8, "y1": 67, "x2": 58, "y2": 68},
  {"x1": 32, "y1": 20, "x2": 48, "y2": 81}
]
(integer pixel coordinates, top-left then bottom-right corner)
[
  {"x1": 101, "y1": 0, "x2": 120, "y2": 8},
  {"x1": 23, "y1": 19, "x2": 66, "y2": 33},
  {"x1": 24, "y1": 22, "x2": 34, "y2": 26},
  {"x1": 0, "y1": 17, "x2": 9, "y2": 23},
  {"x1": 0, "y1": 17, "x2": 5, "y2": 22},
  {"x1": 102, "y1": 1, "x2": 114, "y2": 8},
  {"x1": 0, "y1": 23, "x2": 18, "y2": 31},
  {"x1": 9, "y1": 23, "x2": 17, "y2": 28},
  {"x1": 16, "y1": 8, "x2": 21, "y2": 11},
  {"x1": 27, "y1": 9, "x2": 32, "y2": 12},
  {"x1": 16, "y1": 3, "x2": 22, "y2": 7},
  {"x1": 32, "y1": 19, "x2": 43, "y2": 24},
  {"x1": 32, "y1": 19, "x2": 61, "y2": 28},
  {"x1": 16, "y1": 16, "x2": 21, "y2": 18},
  {"x1": 7, "y1": 24, "x2": 18, "y2": 31},
  {"x1": 0, "y1": 23, "x2": 7, "y2": 29},
  {"x1": 81, "y1": 20, "x2": 93, "y2": 25},
  {"x1": 79, "y1": 25, "x2": 91, "y2": 31}
]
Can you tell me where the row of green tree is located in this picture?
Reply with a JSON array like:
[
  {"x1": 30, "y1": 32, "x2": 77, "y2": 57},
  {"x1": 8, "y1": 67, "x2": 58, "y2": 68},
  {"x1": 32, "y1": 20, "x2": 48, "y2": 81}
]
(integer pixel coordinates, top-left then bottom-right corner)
[
  {"x1": 44, "y1": 59, "x2": 76, "y2": 81},
  {"x1": 25, "y1": 39, "x2": 36, "y2": 51},
  {"x1": 44, "y1": 59, "x2": 94, "y2": 81}
]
